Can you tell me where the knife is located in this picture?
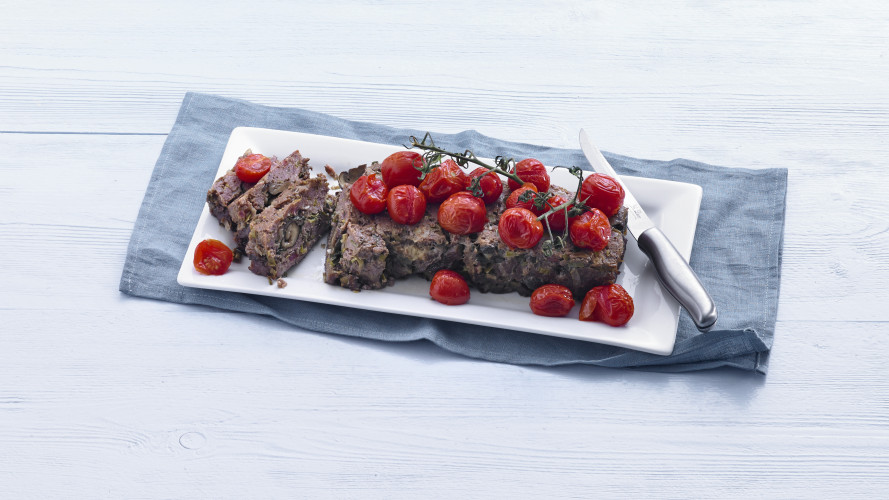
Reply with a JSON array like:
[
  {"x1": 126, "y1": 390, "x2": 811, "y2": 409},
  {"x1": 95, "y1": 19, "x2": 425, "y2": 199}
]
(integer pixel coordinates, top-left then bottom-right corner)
[{"x1": 578, "y1": 129, "x2": 718, "y2": 331}]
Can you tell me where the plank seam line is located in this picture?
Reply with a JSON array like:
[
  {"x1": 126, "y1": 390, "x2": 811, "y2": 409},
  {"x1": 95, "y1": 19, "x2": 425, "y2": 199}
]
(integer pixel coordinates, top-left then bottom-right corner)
[{"x1": 0, "y1": 131, "x2": 167, "y2": 136}]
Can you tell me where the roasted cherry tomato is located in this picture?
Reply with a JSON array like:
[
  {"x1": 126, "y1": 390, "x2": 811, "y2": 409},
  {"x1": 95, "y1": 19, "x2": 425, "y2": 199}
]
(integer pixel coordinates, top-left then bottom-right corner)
[
  {"x1": 569, "y1": 208, "x2": 611, "y2": 251},
  {"x1": 419, "y1": 159, "x2": 470, "y2": 203},
  {"x1": 543, "y1": 194, "x2": 571, "y2": 233},
  {"x1": 530, "y1": 284, "x2": 576, "y2": 317},
  {"x1": 193, "y1": 239, "x2": 234, "y2": 276},
  {"x1": 349, "y1": 174, "x2": 388, "y2": 215},
  {"x1": 430, "y1": 269, "x2": 470, "y2": 305},
  {"x1": 579, "y1": 283, "x2": 634, "y2": 326},
  {"x1": 387, "y1": 184, "x2": 427, "y2": 225},
  {"x1": 438, "y1": 192, "x2": 487, "y2": 235},
  {"x1": 235, "y1": 153, "x2": 272, "y2": 183},
  {"x1": 579, "y1": 173, "x2": 625, "y2": 217},
  {"x1": 508, "y1": 158, "x2": 550, "y2": 193},
  {"x1": 468, "y1": 167, "x2": 504, "y2": 204},
  {"x1": 381, "y1": 151, "x2": 424, "y2": 187},
  {"x1": 498, "y1": 207, "x2": 544, "y2": 249},
  {"x1": 505, "y1": 183, "x2": 546, "y2": 216}
]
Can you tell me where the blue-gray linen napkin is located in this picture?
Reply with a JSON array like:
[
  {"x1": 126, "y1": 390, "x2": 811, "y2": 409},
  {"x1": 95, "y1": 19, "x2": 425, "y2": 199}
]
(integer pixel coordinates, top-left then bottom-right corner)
[{"x1": 119, "y1": 92, "x2": 787, "y2": 374}]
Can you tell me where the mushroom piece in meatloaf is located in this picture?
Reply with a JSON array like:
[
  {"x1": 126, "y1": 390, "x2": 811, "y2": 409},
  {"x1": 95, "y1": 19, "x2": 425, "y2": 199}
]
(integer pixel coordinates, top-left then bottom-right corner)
[
  {"x1": 323, "y1": 164, "x2": 628, "y2": 297},
  {"x1": 245, "y1": 174, "x2": 334, "y2": 280}
]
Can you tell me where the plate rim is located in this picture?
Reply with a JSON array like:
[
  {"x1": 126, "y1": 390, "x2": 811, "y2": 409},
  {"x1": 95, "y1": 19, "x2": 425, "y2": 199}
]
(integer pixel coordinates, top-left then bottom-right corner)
[{"x1": 177, "y1": 127, "x2": 704, "y2": 355}]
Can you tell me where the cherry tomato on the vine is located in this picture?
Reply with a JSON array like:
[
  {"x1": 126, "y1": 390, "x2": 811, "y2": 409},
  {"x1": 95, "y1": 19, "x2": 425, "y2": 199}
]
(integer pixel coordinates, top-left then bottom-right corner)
[
  {"x1": 579, "y1": 173, "x2": 625, "y2": 217},
  {"x1": 508, "y1": 158, "x2": 550, "y2": 193},
  {"x1": 569, "y1": 208, "x2": 611, "y2": 251},
  {"x1": 579, "y1": 283, "x2": 634, "y2": 326},
  {"x1": 498, "y1": 207, "x2": 544, "y2": 249},
  {"x1": 543, "y1": 194, "x2": 571, "y2": 233},
  {"x1": 530, "y1": 284, "x2": 576, "y2": 317},
  {"x1": 381, "y1": 151, "x2": 424, "y2": 187},
  {"x1": 429, "y1": 270, "x2": 470, "y2": 305},
  {"x1": 349, "y1": 174, "x2": 388, "y2": 215},
  {"x1": 387, "y1": 184, "x2": 426, "y2": 225},
  {"x1": 505, "y1": 183, "x2": 546, "y2": 216},
  {"x1": 438, "y1": 192, "x2": 487, "y2": 235},
  {"x1": 235, "y1": 154, "x2": 272, "y2": 183},
  {"x1": 468, "y1": 167, "x2": 504, "y2": 204},
  {"x1": 419, "y1": 159, "x2": 470, "y2": 203},
  {"x1": 193, "y1": 239, "x2": 234, "y2": 276}
]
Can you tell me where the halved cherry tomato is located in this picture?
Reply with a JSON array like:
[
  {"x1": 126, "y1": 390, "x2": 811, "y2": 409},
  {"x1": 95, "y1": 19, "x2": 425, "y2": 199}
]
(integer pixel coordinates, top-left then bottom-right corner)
[
  {"x1": 430, "y1": 269, "x2": 470, "y2": 305},
  {"x1": 569, "y1": 208, "x2": 611, "y2": 251},
  {"x1": 350, "y1": 174, "x2": 388, "y2": 215},
  {"x1": 235, "y1": 154, "x2": 272, "y2": 183},
  {"x1": 438, "y1": 192, "x2": 487, "y2": 235},
  {"x1": 387, "y1": 184, "x2": 426, "y2": 225},
  {"x1": 193, "y1": 239, "x2": 234, "y2": 276},
  {"x1": 498, "y1": 207, "x2": 544, "y2": 249},
  {"x1": 579, "y1": 283, "x2": 634, "y2": 326},
  {"x1": 505, "y1": 183, "x2": 546, "y2": 216},
  {"x1": 419, "y1": 159, "x2": 470, "y2": 203},
  {"x1": 468, "y1": 167, "x2": 504, "y2": 204},
  {"x1": 508, "y1": 158, "x2": 550, "y2": 193},
  {"x1": 579, "y1": 173, "x2": 625, "y2": 217},
  {"x1": 381, "y1": 151, "x2": 424, "y2": 187},
  {"x1": 543, "y1": 194, "x2": 571, "y2": 233},
  {"x1": 530, "y1": 284, "x2": 576, "y2": 317}
]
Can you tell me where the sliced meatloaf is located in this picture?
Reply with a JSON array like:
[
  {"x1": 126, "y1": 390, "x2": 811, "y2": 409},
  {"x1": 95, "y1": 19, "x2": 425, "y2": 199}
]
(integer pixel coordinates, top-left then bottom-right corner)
[
  {"x1": 245, "y1": 174, "x2": 334, "y2": 280},
  {"x1": 227, "y1": 150, "x2": 312, "y2": 251},
  {"x1": 323, "y1": 164, "x2": 628, "y2": 297},
  {"x1": 206, "y1": 149, "x2": 262, "y2": 230}
]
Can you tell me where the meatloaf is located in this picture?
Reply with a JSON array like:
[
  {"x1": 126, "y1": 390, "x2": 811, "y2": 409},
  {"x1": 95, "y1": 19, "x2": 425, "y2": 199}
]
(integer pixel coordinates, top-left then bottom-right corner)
[
  {"x1": 226, "y1": 150, "x2": 312, "y2": 251},
  {"x1": 324, "y1": 164, "x2": 628, "y2": 297},
  {"x1": 245, "y1": 174, "x2": 334, "y2": 280}
]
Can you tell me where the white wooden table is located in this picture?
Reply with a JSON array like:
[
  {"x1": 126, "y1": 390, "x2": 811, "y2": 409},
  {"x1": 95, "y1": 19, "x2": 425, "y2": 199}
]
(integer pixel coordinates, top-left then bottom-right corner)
[{"x1": 2, "y1": 1, "x2": 888, "y2": 497}]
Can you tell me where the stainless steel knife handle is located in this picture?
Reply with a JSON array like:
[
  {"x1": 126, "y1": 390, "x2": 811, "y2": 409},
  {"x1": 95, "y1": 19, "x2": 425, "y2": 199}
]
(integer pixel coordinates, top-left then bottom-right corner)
[{"x1": 636, "y1": 227, "x2": 718, "y2": 331}]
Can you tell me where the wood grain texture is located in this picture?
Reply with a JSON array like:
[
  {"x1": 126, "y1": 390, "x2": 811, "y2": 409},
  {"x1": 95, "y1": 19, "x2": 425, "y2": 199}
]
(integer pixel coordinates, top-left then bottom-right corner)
[{"x1": 2, "y1": 0, "x2": 889, "y2": 498}]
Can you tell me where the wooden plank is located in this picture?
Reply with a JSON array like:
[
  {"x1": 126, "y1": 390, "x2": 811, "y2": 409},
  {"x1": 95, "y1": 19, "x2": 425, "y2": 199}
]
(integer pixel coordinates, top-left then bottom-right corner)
[
  {"x1": 1, "y1": 307, "x2": 887, "y2": 497},
  {"x1": 1, "y1": 1, "x2": 887, "y2": 167},
  {"x1": 1, "y1": 67, "x2": 886, "y2": 169}
]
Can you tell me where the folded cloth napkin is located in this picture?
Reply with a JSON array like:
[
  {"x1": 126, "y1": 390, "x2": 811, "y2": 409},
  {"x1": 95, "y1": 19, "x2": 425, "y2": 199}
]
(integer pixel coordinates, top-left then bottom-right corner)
[{"x1": 120, "y1": 92, "x2": 787, "y2": 374}]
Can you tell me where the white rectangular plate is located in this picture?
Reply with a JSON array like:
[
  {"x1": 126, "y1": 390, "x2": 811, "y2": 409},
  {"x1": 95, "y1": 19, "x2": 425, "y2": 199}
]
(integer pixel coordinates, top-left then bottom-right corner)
[{"x1": 177, "y1": 127, "x2": 703, "y2": 355}]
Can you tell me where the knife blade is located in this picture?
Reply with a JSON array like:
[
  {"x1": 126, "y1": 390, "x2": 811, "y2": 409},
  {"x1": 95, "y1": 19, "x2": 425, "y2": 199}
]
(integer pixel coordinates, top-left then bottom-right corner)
[{"x1": 578, "y1": 129, "x2": 718, "y2": 331}]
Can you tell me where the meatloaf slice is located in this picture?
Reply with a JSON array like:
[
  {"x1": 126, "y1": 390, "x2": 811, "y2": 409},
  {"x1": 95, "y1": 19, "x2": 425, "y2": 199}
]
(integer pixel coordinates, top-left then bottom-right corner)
[
  {"x1": 245, "y1": 174, "x2": 333, "y2": 280},
  {"x1": 206, "y1": 149, "x2": 262, "y2": 230},
  {"x1": 227, "y1": 150, "x2": 312, "y2": 251}
]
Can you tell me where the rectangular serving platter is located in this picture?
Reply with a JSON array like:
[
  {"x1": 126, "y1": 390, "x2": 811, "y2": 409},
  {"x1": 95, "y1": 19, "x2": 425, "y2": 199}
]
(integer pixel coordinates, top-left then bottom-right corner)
[{"x1": 177, "y1": 127, "x2": 703, "y2": 355}]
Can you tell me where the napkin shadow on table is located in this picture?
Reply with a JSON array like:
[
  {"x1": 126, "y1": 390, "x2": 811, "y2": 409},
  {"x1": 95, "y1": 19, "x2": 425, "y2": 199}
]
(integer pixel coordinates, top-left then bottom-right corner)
[{"x1": 119, "y1": 92, "x2": 787, "y2": 374}]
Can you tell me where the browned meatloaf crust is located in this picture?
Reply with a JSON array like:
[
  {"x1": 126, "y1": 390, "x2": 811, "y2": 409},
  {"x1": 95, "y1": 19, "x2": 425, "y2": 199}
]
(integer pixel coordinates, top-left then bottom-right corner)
[
  {"x1": 226, "y1": 150, "x2": 312, "y2": 251},
  {"x1": 324, "y1": 164, "x2": 628, "y2": 297},
  {"x1": 245, "y1": 174, "x2": 334, "y2": 280},
  {"x1": 457, "y1": 201, "x2": 628, "y2": 298},
  {"x1": 206, "y1": 149, "x2": 262, "y2": 230}
]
